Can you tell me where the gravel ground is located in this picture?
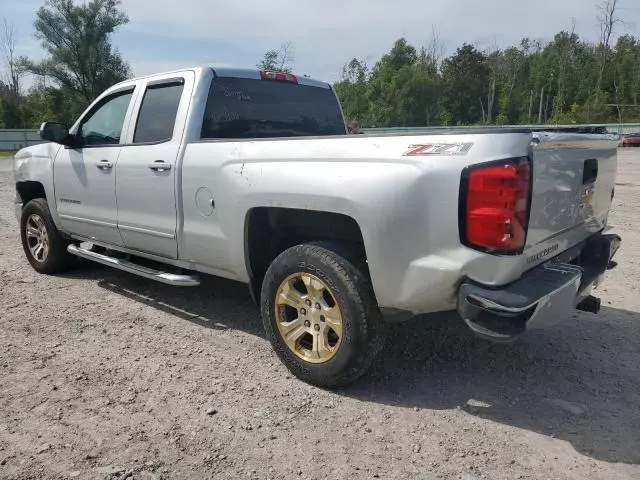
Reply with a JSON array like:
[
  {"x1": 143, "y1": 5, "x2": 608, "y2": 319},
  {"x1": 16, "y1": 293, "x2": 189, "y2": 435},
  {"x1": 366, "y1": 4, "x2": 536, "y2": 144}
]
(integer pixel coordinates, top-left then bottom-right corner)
[{"x1": 0, "y1": 151, "x2": 639, "y2": 480}]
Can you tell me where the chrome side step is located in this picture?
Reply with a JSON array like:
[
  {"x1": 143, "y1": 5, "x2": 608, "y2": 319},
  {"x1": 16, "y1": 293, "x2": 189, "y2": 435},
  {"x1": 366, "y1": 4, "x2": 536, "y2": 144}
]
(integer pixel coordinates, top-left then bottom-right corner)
[{"x1": 67, "y1": 244, "x2": 200, "y2": 287}]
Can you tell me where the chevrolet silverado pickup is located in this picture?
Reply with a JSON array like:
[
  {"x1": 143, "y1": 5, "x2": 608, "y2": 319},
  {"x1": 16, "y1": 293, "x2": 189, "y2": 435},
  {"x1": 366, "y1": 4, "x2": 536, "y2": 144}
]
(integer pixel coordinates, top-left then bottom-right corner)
[{"x1": 13, "y1": 66, "x2": 621, "y2": 387}]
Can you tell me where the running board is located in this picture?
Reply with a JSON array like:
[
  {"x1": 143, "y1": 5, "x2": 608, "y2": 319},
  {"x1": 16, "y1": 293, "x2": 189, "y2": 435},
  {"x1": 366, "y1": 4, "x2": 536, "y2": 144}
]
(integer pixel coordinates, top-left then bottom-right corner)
[{"x1": 67, "y1": 244, "x2": 200, "y2": 286}]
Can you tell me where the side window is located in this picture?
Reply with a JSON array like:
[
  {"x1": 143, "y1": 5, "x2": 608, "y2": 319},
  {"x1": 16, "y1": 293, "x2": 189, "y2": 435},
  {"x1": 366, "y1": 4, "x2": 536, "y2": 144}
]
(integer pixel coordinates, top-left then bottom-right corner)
[
  {"x1": 79, "y1": 90, "x2": 134, "y2": 146},
  {"x1": 133, "y1": 81, "x2": 184, "y2": 143}
]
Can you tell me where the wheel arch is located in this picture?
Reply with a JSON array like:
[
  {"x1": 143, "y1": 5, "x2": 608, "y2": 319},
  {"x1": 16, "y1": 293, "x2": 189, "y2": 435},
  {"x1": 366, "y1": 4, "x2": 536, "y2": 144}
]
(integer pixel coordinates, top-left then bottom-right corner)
[
  {"x1": 16, "y1": 180, "x2": 68, "y2": 237},
  {"x1": 16, "y1": 180, "x2": 47, "y2": 204},
  {"x1": 244, "y1": 207, "x2": 368, "y2": 305}
]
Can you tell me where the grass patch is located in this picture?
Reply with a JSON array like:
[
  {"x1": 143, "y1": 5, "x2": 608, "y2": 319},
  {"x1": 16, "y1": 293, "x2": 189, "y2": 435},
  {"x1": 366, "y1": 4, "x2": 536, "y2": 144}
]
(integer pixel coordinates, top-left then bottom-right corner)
[{"x1": 0, "y1": 150, "x2": 17, "y2": 157}]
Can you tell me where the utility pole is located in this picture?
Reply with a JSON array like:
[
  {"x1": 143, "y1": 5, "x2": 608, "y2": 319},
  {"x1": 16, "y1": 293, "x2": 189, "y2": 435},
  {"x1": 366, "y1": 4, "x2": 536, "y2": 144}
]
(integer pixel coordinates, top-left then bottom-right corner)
[{"x1": 538, "y1": 87, "x2": 544, "y2": 123}]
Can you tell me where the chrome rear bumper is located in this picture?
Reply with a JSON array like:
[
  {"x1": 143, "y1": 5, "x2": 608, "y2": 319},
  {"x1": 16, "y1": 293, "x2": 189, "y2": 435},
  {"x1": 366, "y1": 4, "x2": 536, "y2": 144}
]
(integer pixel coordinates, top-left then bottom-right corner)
[{"x1": 457, "y1": 233, "x2": 621, "y2": 342}]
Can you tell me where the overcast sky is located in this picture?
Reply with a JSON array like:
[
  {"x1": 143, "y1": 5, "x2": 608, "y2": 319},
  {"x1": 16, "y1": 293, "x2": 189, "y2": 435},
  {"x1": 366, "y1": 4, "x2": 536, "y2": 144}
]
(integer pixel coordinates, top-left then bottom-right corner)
[{"x1": 3, "y1": 0, "x2": 640, "y2": 83}]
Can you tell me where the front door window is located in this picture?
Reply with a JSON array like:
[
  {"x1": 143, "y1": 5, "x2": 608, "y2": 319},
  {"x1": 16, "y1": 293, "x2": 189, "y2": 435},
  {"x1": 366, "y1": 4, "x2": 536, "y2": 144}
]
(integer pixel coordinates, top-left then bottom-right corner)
[{"x1": 78, "y1": 90, "x2": 134, "y2": 146}]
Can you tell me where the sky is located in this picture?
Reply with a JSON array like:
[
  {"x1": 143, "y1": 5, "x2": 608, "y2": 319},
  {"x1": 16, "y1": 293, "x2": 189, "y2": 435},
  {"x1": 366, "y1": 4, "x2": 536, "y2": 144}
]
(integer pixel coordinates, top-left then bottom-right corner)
[{"x1": 2, "y1": 0, "x2": 640, "y2": 84}]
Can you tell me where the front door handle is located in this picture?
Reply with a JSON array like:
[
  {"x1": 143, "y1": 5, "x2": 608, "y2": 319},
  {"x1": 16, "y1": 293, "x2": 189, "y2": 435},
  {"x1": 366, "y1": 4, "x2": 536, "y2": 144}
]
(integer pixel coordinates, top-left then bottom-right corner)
[
  {"x1": 149, "y1": 160, "x2": 172, "y2": 172},
  {"x1": 96, "y1": 160, "x2": 113, "y2": 170}
]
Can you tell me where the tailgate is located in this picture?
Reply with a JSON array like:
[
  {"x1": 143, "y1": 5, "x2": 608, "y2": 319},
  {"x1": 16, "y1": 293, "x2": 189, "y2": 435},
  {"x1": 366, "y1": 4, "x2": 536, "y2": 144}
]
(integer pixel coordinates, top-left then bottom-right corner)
[{"x1": 524, "y1": 131, "x2": 618, "y2": 268}]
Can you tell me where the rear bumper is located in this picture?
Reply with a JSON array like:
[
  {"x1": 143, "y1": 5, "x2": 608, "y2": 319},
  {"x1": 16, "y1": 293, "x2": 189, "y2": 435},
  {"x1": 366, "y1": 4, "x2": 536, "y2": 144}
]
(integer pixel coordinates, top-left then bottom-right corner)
[{"x1": 457, "y1": 233, "x2": 621, "y2": 342}]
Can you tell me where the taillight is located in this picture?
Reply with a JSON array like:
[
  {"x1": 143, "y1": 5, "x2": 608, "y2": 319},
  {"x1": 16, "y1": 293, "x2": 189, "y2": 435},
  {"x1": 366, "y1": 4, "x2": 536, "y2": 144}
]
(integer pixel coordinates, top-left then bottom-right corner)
[
  {"x1": 259, "y1": 71, "x2": 298, "y2": 83},
  {"x1": 460, "y1": 157, "x2": 531, "y2": 254}
]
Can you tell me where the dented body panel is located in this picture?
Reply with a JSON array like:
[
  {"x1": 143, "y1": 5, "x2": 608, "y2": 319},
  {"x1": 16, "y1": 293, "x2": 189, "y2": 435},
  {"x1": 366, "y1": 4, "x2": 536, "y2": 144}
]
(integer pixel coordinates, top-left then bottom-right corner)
[{"x1": 13, "y1": 66, "x2": 620, "y2": 321}]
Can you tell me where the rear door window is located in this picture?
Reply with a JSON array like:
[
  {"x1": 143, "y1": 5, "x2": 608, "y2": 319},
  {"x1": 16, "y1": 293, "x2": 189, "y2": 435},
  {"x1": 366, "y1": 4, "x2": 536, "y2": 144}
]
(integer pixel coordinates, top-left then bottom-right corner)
[
  {"x1": 200, "y1": 77, "x2": 346, "y2": 139},
  {"x1": 133, "y1": 80, "x2": 184, "y2": 143}
]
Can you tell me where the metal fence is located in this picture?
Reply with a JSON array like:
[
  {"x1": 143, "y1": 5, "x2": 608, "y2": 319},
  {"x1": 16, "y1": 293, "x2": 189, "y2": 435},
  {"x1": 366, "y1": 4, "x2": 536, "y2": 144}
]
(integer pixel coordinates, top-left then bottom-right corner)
[
  {"x1": 0, "y1": 129, "x2": 41, "y2": 150},
  {"x1": 1, "y1": 123, "x2": 640, "y2": 150},
  {"x1": 365, "y1": 123, "x2": 640, "y2": 135}
]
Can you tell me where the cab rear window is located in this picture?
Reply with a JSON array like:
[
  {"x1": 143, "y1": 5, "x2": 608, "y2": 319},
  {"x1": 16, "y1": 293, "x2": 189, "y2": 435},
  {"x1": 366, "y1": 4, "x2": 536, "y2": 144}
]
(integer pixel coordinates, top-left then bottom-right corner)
[{"x1": 200, "y1": 77, "x2": 346, "y2": 139}]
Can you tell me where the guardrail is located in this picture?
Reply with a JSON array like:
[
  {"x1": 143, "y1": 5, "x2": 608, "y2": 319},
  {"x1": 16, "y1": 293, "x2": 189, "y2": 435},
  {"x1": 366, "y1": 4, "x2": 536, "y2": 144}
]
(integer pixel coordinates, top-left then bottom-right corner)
[
  {"x1": 365, "y1": 123, "x2": 640, "y2": 135},
  {"x1": 1, "y1": 123, "x2": 639, "y2": 150}
]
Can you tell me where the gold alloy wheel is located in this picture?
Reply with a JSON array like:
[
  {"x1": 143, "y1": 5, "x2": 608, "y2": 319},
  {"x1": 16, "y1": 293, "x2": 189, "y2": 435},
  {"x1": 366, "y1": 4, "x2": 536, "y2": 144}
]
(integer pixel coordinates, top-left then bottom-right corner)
[{"x1": 275, "y1": 272, "x2": 344, "y2": 364}]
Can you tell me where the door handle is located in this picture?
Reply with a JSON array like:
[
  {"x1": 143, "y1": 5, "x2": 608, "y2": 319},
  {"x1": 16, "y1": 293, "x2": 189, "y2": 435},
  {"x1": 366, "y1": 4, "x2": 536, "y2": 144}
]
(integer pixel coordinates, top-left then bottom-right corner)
[
  {"x1": 96, "y1": 160, "x2": 113, "y2": 170},
  {"x1": 149, "y1": 161, "x2": 172, "y2": 172}
]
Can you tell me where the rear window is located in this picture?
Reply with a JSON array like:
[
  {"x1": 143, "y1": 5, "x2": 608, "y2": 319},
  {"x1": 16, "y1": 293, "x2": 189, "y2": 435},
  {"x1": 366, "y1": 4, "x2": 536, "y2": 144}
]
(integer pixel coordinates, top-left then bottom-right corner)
[{"x1": 200, "y1": 77, "x2": 346, "y2": 139}]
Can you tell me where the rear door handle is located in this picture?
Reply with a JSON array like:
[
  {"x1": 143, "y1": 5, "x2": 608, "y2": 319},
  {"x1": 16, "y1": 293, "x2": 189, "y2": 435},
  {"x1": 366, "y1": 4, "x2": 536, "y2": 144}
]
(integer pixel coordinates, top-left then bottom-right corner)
[
  {"x1": 149, "y1": 161, "x2": 172, "y2": 172},
  {"x1": 96, "y1": 160, "x2": 113, "y2": 170}
]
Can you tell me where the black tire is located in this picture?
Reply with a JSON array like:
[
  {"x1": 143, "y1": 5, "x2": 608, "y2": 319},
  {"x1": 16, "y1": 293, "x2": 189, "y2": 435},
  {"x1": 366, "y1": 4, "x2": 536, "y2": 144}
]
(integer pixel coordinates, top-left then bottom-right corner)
[
  {"x1": 260, "y1": 242, "x2": 385, "y2": 388},
  {"x1": 20, "y1": 198, "x2": 74, "y2": 274}
]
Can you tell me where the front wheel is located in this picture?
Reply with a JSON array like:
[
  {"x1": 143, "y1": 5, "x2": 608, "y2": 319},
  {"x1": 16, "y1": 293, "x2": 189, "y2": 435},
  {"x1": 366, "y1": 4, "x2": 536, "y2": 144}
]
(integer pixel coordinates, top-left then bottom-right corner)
[
  {"x1": 260, "y1": 242, "x2": 385, "y2": 388},
  {"x1": 20, "y1": 198, "x2": 74, "y2": 274}
]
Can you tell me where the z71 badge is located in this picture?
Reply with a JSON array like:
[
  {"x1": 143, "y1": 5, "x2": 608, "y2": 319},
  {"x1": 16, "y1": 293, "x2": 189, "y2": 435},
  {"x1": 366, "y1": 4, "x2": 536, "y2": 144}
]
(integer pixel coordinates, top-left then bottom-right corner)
[{"x1": 403, "y1": 142, "x2": 474, "y2": 156}]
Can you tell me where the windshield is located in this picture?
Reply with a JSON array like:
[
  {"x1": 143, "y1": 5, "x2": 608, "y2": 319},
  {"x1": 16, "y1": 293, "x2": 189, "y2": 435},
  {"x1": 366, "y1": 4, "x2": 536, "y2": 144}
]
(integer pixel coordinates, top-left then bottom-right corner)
[{"x1": 200, "y1": 76, "x2": 346, "y2": 139}]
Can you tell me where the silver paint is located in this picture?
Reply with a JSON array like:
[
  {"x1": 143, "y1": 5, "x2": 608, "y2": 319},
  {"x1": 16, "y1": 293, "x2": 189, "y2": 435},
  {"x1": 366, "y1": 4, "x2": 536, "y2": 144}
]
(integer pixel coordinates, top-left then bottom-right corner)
[{"x1": 13, "y1": 66, "x2": 619, "y2": 315}]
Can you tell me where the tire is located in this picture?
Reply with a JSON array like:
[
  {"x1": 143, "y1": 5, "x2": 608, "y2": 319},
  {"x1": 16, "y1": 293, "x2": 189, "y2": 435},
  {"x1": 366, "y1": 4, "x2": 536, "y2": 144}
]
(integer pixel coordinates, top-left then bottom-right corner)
[
  {"x1": 260, "y1": 242, "x2": 385, "y2": 388},
  {"x1": 20, "y1": 198, "x2": 74, "y2": 274}
]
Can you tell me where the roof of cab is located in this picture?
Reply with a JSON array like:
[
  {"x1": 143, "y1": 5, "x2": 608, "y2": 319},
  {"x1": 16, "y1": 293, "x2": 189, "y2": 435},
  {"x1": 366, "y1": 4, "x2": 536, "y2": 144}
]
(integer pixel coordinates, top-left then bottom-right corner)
[{"x1": 114, "y1": 65, "x2": 332, "y2": 90}]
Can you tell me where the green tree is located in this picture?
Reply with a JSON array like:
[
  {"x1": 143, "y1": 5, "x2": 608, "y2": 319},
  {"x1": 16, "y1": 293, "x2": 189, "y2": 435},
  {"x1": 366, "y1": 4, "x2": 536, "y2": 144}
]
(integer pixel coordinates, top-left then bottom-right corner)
[
  {"x1": 0, "y1": 20, "x2": 27, "y2": 128},
  {"x1": 330, "y1": 27, "x2": 640, "y2": 128},
  {"x1": 441, "y1": 44, "x2": 489, "y2": 124},
  {"x1": 257, "y1": 42, "x2": 294, "y2": 73},
  {"x1": 333, "y1": 58, "x2": 370, "y2": 124},
  {"x1": 363, "y1": 38, "x2": 419, "y2": 126},
  {"x1": 414, "y1": 47, "x2": 442, "y2": 126},
  {"x1": 360, "y1": 38, "x2": 443, "y2": 127},
  {"x1": 20, "y1": 0, "x2": 131, "y2": 104},
  {"x1": 0, "y1": 83, "x2": 23, "y2": 128}
]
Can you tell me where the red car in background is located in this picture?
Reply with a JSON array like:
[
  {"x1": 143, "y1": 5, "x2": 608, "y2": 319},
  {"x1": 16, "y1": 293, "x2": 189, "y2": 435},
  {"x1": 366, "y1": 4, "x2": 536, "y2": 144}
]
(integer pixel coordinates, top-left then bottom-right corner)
[{"x1": 620, "y1": 133, "x2": 640, "y2": 147}]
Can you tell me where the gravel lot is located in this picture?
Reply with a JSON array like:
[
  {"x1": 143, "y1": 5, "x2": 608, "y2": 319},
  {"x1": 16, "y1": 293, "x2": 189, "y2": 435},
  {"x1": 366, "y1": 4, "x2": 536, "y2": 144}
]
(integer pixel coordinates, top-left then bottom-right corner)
[{"x1": 0, "y1": 151, "x2": 639, "y2": 480}]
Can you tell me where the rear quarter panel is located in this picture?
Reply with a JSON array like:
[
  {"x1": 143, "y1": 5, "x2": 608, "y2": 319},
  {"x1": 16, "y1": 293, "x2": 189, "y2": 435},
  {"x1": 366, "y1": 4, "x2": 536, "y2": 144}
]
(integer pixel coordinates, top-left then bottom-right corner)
[{"x1": 179, "y1": 131, "x2": 534, "y2": 313}]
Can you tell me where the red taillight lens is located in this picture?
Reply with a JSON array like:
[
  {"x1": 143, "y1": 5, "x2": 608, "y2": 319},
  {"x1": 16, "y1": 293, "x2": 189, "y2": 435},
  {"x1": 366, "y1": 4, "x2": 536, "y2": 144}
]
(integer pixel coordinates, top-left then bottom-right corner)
[
  {"x1": 259, "y1": 71, "x2": 298, "y2": 83},
  {"x1": 461, "y1": 158, "x2": 531, "y2": 253}
]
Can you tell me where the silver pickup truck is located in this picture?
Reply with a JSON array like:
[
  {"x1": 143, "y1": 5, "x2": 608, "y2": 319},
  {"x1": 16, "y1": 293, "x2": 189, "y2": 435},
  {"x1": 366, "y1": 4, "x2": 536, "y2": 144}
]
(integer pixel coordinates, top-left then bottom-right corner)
[{"x1": 13, "y1": 66, "x2": 621, "y2": 387}]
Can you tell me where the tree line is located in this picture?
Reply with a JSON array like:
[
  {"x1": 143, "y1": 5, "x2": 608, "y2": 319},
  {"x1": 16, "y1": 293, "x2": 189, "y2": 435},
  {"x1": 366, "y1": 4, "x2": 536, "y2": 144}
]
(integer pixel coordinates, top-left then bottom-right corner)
[
  {"x1": 1, "y1": 0, "x2": 639, "y2": 130},
  {"x1": 334, "y1": 0, "x2": 640, "y2": 126},
  {"x1": 335, "y1": 33, "x2": 640, "y2": 128}
]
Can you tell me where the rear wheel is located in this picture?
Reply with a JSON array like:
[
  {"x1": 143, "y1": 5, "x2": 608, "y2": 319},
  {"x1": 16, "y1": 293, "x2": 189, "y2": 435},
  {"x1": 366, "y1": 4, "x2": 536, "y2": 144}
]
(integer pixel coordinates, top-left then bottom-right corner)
[
  {"x1": 260, "y1": 242, "x2": 385, "y2": 387},
  {"x1": 20, "y1": 198, "x2": 74, "y2": 274}
]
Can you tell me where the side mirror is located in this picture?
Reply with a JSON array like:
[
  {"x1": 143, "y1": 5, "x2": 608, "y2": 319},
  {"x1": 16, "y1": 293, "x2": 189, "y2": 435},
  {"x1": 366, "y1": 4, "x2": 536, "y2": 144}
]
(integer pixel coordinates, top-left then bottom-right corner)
[{"x1": 39, "y1": 122, "x2": 73, "y2": 146}]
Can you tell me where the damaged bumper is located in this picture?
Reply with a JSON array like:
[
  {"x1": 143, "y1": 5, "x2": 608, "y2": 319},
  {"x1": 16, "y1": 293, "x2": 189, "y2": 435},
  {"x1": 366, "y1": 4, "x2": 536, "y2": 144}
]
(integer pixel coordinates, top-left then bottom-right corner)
[{"x1": 457, "y1": 233, "x2": 621, "y2": 342}]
